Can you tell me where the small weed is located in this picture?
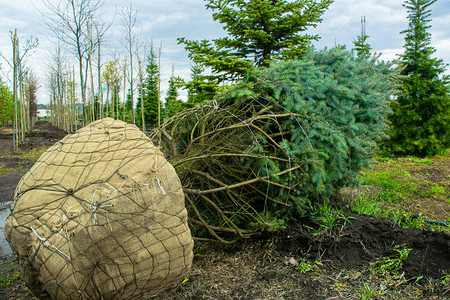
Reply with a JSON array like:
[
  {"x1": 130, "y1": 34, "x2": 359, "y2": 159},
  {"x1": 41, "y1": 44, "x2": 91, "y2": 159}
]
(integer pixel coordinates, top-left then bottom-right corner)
[
  {"x1": 0, "y1": 259, "x2": 22, "y2": 287},
  {"x1": 351, "y1": 193, "x2": 427, "y2": 229},
  {"x1": 382, "y1": 208, "x2": 426, "y2": 229},
  {"x1": 356, "y1": 282, "x2": 386, "y2": 299},
  {"x1": 0, "y1": 165, "x2": 14, "y2": 175},
  {"x1": 421, "y1": 184, "x2": 446, "y2": 198},
  {"x1": 442, "y1": 271, "x2": 450, "y2": 286},
  {"x1": 310, "y1": 200, "x2": 351, "y2": 235},
  {"x1": 371, "y1": 248, "x2": 412, "y2": 277},
  {"x1": 296, "y1": 260, "x2": 321, "y2": 273},
  {"x1": 412, "y1": 157, "x2": 433, "y2": 165},
  {"x1": 351, "y1": 194, "x2": 381, "y2": 215},
  {"x1": 14, "y1": 147, "x2": 47, "y2": 161}
]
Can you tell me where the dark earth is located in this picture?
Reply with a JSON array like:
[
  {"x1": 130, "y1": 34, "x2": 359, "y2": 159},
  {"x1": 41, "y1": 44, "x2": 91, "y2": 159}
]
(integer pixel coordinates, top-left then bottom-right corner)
[{"x1": 1, "y1": 121, "x2": 449, "y2": 299}]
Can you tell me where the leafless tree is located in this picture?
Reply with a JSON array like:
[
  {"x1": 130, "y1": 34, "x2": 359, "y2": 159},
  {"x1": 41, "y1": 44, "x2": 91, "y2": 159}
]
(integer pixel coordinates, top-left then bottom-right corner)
[
  {"x1": 0, "y1": 29, "x2": 38, "y2": 150},
  {"x1": 25, "y1": 71, "x2": 39, "y2": 127},
  {"x1": 41, "y1": 0, "x2": 103, "y2": 124},
  {"x1": 47, "y1": 42, "x2": 69, "y2": 129},
  {"x1": 120, "y1": 1, "x2": 138, "y2": 124}
]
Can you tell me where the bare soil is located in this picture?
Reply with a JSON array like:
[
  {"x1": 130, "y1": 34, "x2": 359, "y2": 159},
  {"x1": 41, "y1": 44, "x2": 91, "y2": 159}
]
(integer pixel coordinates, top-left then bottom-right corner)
[{"x1": 1, "y1": 121, "x2": 449, "y2": 299}]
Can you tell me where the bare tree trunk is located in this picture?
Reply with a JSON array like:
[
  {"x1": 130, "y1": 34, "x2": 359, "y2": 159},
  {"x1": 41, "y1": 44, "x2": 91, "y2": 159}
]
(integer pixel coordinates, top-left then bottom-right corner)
[
  {"x1": 42, "y1": 0, "x2": 104, "y2": 126},
  {"x1": 158, "y1": 43, "x2": 162, "y2": 144},
  {"x1": 97, "y1": 36, "x2": 103, "y2": 119},
  {"x1": 136, "y1": 42, "x2": 145, "y2": 131},
  {"x1": 88, "y1": 25, "x2": 95, "y2": 122},
  {"x1": 121, "y1": 2, "x2": 137, "y2": 124},
  {"x1": 12, "y1": 30, "x2": 18, "y2": 151},
  {"x1": 123, "y1": 60, "x2": 127, "y2": 122}
]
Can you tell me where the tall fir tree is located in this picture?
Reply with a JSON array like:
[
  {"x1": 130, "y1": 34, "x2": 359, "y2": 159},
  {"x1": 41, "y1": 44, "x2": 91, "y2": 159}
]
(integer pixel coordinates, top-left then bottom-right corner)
[
  {"x1": 184, "y1": 63, "x2": 218, "y2": 106},
  {"x1": 124, "y1": 89, "x2": 134, "y2": 123},
  {"x1": 386, "y1": 0, "x2": 449, "y2": 156},
  {"x1": 352, "y1": 16, "x2": 372, "y2": 57},
  {"x1": 179, "y1": 0, "x2": 333, "y2": 94},
  {"x1": 136, "y1": 45, "x2": 160, "y2": 128},
  {"x1": 163, "y1": 66, "x2": 184, "y2": 119}
]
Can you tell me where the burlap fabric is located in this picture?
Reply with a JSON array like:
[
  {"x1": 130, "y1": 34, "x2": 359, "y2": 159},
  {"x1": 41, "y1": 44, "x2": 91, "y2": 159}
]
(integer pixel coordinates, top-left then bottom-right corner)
[{"x1": 4, "y1": 118, "x2": 193, "y2": 299}]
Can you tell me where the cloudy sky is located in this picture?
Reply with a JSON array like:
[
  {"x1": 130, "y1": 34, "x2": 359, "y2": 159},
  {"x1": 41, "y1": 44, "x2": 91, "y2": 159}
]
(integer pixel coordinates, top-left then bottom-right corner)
[{"x1": 0, "y1": 0, "x2": 449, "y2": 105}]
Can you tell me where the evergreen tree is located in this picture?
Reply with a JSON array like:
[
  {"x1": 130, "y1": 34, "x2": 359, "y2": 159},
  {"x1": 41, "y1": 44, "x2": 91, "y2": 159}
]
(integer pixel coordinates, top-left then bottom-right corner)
[
  {"x1": 179, "y1": 0, "x2": 333, "y2": 86},
  {"x1": 136, "y1": 45, "x2": 160, "y2": 128},
  {"x1": 184, "y1": 63, "x2": 218, "y2": 106},
  {"x1": 386, "y1": 0, "x2": 450, "y2": 156},
  {"x1": 124, "y1": 89, "x2": 133, "y2": 123},
  {"x1": 157, "y1": 46, "x2": 401, "y2": 239},
  {"x1": 163, "y1": 69, "x2": 183, "y2": 119},
  {"x1": 352, "y1": 16, "x2": 372, "y2": 57}
]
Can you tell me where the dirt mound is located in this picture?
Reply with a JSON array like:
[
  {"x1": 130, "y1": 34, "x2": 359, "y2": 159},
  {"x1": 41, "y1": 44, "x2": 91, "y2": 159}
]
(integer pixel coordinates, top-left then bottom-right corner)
[
  {"x1": 282, "y1": 213, "x2": 450, "y2": 279},
  {"x1": 0, "y1": 121, "x2": 68, "y2": 153},
  {"x1": 26, "y1": 121, "x2": 67, "y2": 140}
]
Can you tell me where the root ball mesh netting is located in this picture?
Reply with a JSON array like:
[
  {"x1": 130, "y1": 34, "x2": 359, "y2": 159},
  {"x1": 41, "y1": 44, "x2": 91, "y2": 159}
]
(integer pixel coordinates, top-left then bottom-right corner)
[{"x1": 4, "y1": 118, "x2": 194, "y2": 299}]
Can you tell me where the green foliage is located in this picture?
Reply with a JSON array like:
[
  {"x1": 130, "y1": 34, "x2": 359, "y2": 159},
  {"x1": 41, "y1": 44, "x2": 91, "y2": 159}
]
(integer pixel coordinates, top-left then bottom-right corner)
[
  {"x1": 157, "y1": 46, "x2": 400, "y2": 241},
  {"x1": 184, "y1": 63, "x2": 219, "y2": 106},
  {"x1": 0, "y1": 77, "x2": 13, "y2": 125},
  {"x1": 349, "y1": 194, "x2": 427, "y2": 229},
  {"x1": 163, "y1": 73, "x2": 184, "y2": 119},
  {"x1": 310, "y1": 200, "x2": 351, "y2": 235},
  {"x1": 361, "y1": 170, "x2": 418, "y2": 198},
  {"x1": 123, "y1": 89, "x2": 134, "y2": 123},
  {"x1": 179, "y1": 0, "x2": 333, "y2": 97},
  {"x1": 296, "y1": 260, "x2": 321, "y2": 273},
  {"x1": 421, "y1": 183, "x2": 446, "y2": 198},
  {"x1": 371, "y1": 248, "x2": 412, "y2": 277},
  {"x1": 352, "y1": 16, "x2": 372, "y2": 57},
  {"x1": 136, "y1": 45, "x2": 160, "y2": 128},
  {"x1": 351, "y1": 194, "x2": 382, "y2": 216},
  {"x1": 234, "y1": 46, "x2": 401, "y2": 202},
  {"x1": 0, "y1": 165, "x2": 14, "y2": 175},
  {"x1": 0, "y1": 258, "x2": 22, "y2": 287},
  {"x1": 385, "y1": 0, "x2": 450, "y2": 157},
  {"x1": 356, "y1": 282, "x2": 387, "y2": 299},
  {"x1": 442, "y1": 271, "x2": 450, "y2": 286},
  {"x1": 102, "y1": 60, "x2": 122, "y2": 118}
]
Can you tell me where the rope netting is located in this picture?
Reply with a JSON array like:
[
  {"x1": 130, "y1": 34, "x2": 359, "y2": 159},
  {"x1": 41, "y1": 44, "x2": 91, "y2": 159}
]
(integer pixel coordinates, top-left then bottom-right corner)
[{"x1": 4, "y1": 118, "x2": 193, "y2": 299}]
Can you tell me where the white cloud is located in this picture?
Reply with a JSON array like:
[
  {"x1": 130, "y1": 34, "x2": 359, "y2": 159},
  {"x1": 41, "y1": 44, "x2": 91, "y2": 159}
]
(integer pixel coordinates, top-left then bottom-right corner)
[{"x1": 0, "y1": 0, "x2": 449, "y2": 104}]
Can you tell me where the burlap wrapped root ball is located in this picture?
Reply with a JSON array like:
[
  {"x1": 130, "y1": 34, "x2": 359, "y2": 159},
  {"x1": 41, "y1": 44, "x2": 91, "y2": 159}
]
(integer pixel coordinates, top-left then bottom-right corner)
[{"x1": 4, "y1": 118, "x2": 194, "y2": 299}]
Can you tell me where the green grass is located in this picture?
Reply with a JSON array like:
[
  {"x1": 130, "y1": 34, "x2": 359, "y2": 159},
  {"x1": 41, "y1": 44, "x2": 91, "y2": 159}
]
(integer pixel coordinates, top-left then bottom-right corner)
[
  {"x1": 350, "y1": 193, "x2": 426, "y2": 229},
  {"x1": 420, "y1": 183, "x2": 446, "y2": 198},
  {"x1": 361, "y1": 170, "x2": 418, "y2": 201},
  {"x1": 310, "y1": 200, "x2": 352, "y2": 236},
  {"x1": 12, "y1": 147, "x2": 47, "y2": 161},
  {"x1": 0, "y1": 166, "x2": 14, "y2": 175}
]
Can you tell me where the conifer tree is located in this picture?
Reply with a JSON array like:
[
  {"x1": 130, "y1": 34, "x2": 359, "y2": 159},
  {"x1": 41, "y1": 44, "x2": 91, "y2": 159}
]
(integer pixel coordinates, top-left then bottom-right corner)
[
  {"x1": 136, "y1": 45, "x2": 160, "y2": 128},
  {"x1": 163, "y1": 67, "x2": 183, "y2": 119},
  {"x1": 386, "y1": 0, "x2": 450, "y2": 156},
  {"x1": 156, "y1": 46, "x2": 401, "y2": 239},
  {"x1": 179, "y1": 0, "x2": 333, "y2": 86},
  {"x1": 352, "y1": 16, "x2": 372, "y2": 57},
  {"x1": 184, "y1": 63, "x2": 218, "y2": 107}
]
